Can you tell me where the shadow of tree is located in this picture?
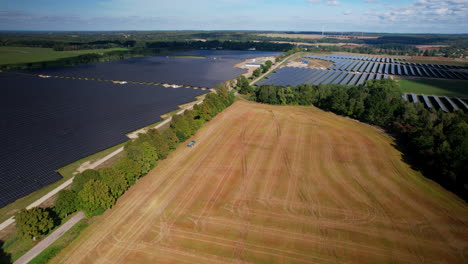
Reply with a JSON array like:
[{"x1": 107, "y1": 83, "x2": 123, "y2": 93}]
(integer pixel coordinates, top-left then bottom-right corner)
[{"x1": 0, "y1": 240, "x2": 12, "y2": 264}]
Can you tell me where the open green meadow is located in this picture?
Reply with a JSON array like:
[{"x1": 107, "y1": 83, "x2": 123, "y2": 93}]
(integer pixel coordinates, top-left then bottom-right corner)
[
  {"x1": 0, "y1": 47, "x2": 128, "y2": 65},
  {"x1": 398, "y1": 78, "x2": 468, "y2": 98}
]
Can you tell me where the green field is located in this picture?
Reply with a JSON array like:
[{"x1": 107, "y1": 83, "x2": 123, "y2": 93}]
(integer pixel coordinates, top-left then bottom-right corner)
[
  {"x1": 398, "y1": 78, "x2": 468, "y2": 98},
  {"x1": 0, "y1": 47, "x2": 128, "y2": 65}
]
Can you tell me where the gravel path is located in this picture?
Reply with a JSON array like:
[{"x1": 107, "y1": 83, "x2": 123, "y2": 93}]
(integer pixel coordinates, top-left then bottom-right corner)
[{"x1": 13, "y1": 212, "x2": 85, "y2": 264}]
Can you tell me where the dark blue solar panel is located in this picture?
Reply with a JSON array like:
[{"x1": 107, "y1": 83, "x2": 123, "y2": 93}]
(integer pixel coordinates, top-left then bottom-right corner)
[
  {"x1": 331, "y1": 71, "x2": 347, "y2": 84},
  {"x1": 356, "y1": 73, "x2": 369, "y2": 86},
  {"x1": 339, "y1": 73, "x2": 354, "y2": 85},
  {"x1": 348, "y1": 73, "x2": 361, "y2": 86},
  {"x1": 322, "y1": 71, "x2": 341, "y2": 85},
  {"x1": 0, "y1": 73, "x2": 208, "y2": 207}
]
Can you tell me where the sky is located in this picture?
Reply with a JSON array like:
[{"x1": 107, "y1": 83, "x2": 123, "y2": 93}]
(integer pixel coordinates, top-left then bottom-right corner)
[{"x1": 0, "y1": 0, "x2": 467, "y2": 33}]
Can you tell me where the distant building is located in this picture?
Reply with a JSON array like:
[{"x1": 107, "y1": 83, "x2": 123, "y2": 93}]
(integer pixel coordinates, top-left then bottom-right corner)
[{"x1": 244, "y1": 59, "x2": 264, "y2": 68}]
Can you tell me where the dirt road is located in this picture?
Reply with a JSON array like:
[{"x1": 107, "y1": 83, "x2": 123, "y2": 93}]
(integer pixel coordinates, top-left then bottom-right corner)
[{"x1": 50, "y1": 101, "x2": 468, "y2": 264}]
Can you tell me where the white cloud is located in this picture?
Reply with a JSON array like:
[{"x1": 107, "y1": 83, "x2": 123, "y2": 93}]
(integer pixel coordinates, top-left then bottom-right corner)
[
  {"x1": 326, "y1": 0, "x2": 340, "y2": 5},
  {"x1": 343, "y1": 10, "x2": 352, "y2": 15},
  {"x1": 368, "y1": 0, "x2": 467, "y2": 27},
  {"x1": 306, "y1": 0, "x2": 340, "y2": 5}
]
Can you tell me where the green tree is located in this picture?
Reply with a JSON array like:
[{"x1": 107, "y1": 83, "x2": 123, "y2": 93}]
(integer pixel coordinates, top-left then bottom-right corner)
[
  {"x1": 237, "y1": 75, "x2": 252, "y2": 94},
  {"x1": 252, "y1": 67, "x2": 262, "y2": 78},
  {"x1": 162, "y1": 128, "x2": 179, "y2": 150},
  {"x1": 125, "y1": 140, "x2": 158, "y2": 174},
  {"x1": 71, "y1": 169, "x2": 100, "y2": 192},
  {"x1": 15, "y1": 208, "x2": 55, "y2": 240},
  {"x1": 114, "y1": 156, "x2": 142, "y2": 185},
  {"x1": 147, "y1": 129, "x2": 170, "y2": 159},
  {"x1": 171, "y1": 114, "x2": 191, "y2": 141},
  {"x1": 98, "y1": 167, "x2": 129, "y2": 198},
  {"x1": 78, "y1": 180, "x2": 115, "y2": 217},
  {"x1": 54, "y1": 190, "x2": 78, "y2": 218}
]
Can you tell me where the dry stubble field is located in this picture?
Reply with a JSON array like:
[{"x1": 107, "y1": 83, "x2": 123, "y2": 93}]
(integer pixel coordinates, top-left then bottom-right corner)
[{"x1": 51, "y1": 100, "x2": 468, "y2": 264}]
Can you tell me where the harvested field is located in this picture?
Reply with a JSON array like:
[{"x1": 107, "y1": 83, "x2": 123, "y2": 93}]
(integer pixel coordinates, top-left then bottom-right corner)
[
  {"x1": 51, "y1": 100, "x2": 468, "y2": 264},
  {"x1": 257, "y1": 33, "x2": 378, "y2": 40}
]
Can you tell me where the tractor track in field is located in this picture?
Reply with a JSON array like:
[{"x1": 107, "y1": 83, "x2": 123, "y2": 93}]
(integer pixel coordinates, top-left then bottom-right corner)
[{"x1": 49, "y1": 101, "x2": 468, "y2": 264}]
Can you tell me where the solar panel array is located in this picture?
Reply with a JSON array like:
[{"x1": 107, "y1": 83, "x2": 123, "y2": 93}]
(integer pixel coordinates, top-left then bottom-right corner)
[
  {"x1": 402, "y1": 93, "x2": 468, "y2": 113},
  {"x1": 0, "y1": 73, "x2": 209, "y2": 207},
  {"x1": 21, "y1": 50, "x2": 281, "y2": 89},
  {"x1": 304, "y1": 55, "x2": 468, "y2": 80},
  {"x1": 256, "y1": 67, "x2": 389, "y2": 87}
]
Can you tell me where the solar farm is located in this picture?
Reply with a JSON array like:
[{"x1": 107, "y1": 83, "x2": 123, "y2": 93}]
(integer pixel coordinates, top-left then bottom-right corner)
[
  {"x1": 256, "y1": 53, "x2": 468, "y2": 113},
  {"x1": 257, "y1": 53, "x2": 468, "y2": 88},
  {"x1": 402, "y1": 93, "x2": 468, "y2": 112},
  {"x1": 306, "y1": 54, "x2": 468, "y2": 80},
  {"x1": 0, "y1": 50, "x2": 281, "y2": 208},
  {"x1": 0, "y1": 73, "x2": 208, "y2": 208},
  {"x1": 256, "y1": 67, "x2": 389, "y2": 87},
  {"x1": 22, "y1": 50, "x2": 281, "y2": 89}
]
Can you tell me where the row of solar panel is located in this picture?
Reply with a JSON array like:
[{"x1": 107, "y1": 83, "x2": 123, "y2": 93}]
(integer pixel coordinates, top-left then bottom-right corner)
[
  {"x1": 324, "y1": 55, "x2": 401, "y2": 64},
  {"x1": 304, "y1": 56, "x2": 468, "y2": 80},
  {"x1": 402, "y1": 93, "x2": 468, "y2": 113},
  {"x1": 304, "y1": 55, "x2": 465, "y2": 70},
  {"x1": 332, "y1": 60, "x2": 468, "y2": 79},
  {"x1": 256, "y1": 67, "x2": 389, "y2": 87},
  {"x1": 0, "y1": 73, "x2": 208, "y2": 207}
]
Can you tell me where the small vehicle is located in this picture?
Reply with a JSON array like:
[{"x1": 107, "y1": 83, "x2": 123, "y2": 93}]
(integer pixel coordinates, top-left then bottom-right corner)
[{"x1": 187, "y1": 140, "x2": 196, "y2": 147}]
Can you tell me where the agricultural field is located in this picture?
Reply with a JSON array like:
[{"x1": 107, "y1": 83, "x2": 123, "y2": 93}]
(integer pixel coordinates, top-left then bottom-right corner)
[
  {"x1": 257, "y1": 33, "x2": 378, "y2": 40},
  {"x1": 50, "y1": 100, "x2": 468, "y2": 264},
  {"x1": 0, "y1": 47, "x2": 127, "y2": 65},
  {"x1": 399, "y1": 78, "x2": 468, "y2": 98}
]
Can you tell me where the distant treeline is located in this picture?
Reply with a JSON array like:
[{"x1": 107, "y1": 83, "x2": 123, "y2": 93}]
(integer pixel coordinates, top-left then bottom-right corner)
[
  {"x1": 1, "y1": 31, "x2": 466, "y2": 58},
  {"x1": 0, "y1": 41, "x2": 293, "y2": 70},
  {"x1": 237, "y1": 78, "x2": 467, "y2": 200},
  {"x1": 145, "y1": 40, "x2": 293, "y2": 51},
  {"x1": 0, "y1": 48, "x2": 161, "y2": 70},
  {"x1": 14, "y1": 85, "x2": 235, "y2": 245}
]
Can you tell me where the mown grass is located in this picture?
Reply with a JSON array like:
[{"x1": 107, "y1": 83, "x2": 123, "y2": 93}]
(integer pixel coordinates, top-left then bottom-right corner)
[
  {"x1": 28, "y1": 218, "x2": 89, "y2": 264},
  {"x1": 0, "y1": 47, "x2": 128, "y2": 65},
  {"x1": 398, "y1": 78, "x2": 468, "y2": 98}
]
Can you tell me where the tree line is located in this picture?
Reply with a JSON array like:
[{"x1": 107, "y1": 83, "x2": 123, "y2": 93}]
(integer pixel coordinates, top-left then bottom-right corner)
[
  {"x1": 145, "y1": 40, "x2": 293, "y2": 52},
  {"x1": 238, "y1": 79, "x2": 467, "y2": 200},
  {"x1": 14, "y1": 85, "x2": 235, "y2": 241}
]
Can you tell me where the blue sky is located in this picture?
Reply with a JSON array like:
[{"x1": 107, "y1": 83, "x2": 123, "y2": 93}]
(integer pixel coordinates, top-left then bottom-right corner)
[{"x1": 0, "y1": 0, "x2": 467, "y2": 33}]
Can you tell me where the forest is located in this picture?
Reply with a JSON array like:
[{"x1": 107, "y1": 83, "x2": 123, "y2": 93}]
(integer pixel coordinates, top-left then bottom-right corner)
[{"x1": 237, "y1": 77, "x2": 468, "y2": 200}]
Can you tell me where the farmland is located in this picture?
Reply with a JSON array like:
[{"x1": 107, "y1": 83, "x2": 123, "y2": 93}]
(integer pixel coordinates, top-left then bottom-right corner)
[
  {"x1": 0, "y1": 47, "x2": 128, "y2": 65},
  {"x1": 399, "y1": 78, "x2": 468, "y2": 98},
  {"x1": 257, "y1": 33, "x2": 378, "y2": 40},
  {"x1": 50, "y1": 100, "x2": 468, "y2": 264}
]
